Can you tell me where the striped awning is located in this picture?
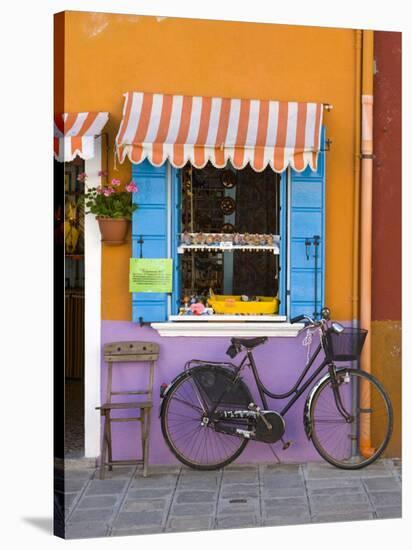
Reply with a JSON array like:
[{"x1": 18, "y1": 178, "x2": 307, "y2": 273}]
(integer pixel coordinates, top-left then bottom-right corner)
[
  {"x1": 54, "y1": 112, "x2": 109, "y2": 162},
  {"x1": 116, "y1": 92, "x2": 323, "y2": 173}
]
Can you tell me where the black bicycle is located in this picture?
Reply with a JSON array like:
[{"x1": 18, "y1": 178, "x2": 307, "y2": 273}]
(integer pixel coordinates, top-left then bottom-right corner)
[{"x1": 160, "y1": 308, "x2": 393, "y2": 470}]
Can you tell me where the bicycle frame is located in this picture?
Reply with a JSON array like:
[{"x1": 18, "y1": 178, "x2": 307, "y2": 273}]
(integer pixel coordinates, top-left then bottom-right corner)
[
  {"x1": 247, "y1": 344, "x2": 331, "y2": 416},
  {"x1": 209, "y1": 335, "x2": 350, "y2": 421}
]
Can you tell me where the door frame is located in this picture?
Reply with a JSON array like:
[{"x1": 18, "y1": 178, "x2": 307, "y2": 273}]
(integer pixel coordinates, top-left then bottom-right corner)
[{"x1": 84, "y1": 138, "x2": 102, "y2": 458}]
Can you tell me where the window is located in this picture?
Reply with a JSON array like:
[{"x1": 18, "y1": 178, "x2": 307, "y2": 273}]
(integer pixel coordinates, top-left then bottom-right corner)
[
  {"x1": 175, "y1": 163, "x2": 281, "y2": 316},
  {"x1": 131, "y1": 128, "x2": 326, "y2": 326}
]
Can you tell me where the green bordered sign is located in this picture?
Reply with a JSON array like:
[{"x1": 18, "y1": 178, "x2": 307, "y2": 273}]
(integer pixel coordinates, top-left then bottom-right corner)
[{"x1": 129, "y1": 258, "x2": 173, "y2": 293}]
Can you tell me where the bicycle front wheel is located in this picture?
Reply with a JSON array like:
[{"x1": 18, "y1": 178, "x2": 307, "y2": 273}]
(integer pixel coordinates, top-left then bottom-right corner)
[
  {"x1": 309, "y1": 368, "x2": 393, "y2": 469},
  {"x1": 161, "y1": 367, "x2": 251, "y2": 470}
]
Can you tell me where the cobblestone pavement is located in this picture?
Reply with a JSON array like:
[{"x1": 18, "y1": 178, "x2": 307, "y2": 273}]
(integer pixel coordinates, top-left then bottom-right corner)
[{"x1": 59, "y1": 459, "x2": 402, "y2": 539}]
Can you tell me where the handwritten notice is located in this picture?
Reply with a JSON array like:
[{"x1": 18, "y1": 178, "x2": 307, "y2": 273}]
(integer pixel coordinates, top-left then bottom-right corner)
[{"x1": 129, "y1": 258, "x2": 173, "y2": 293}]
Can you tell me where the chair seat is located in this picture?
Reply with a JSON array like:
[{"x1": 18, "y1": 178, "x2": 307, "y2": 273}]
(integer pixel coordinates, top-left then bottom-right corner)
[{"x1": 97, "y1": 401, "x2": 152, "y2": 411}]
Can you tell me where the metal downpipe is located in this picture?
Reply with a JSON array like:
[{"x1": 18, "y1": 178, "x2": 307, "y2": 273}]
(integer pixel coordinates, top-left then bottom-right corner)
[
  {"x1": 359, "y1": 30, "x2": 375, "y2": 457},
  {"x1": 350, "y1": 30, "x2": 362, "y2": 459}
]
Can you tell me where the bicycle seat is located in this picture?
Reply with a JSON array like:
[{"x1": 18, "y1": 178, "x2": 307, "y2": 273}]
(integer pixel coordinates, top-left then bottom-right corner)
[{"x1": 231, "y1": 336, "x2": 268, "y2": 349}]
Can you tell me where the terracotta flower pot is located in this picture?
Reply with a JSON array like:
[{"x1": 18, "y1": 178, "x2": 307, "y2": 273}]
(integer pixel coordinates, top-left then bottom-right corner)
[{"x1": 96, "y1": 217, "x2": 130, "y2": 244}]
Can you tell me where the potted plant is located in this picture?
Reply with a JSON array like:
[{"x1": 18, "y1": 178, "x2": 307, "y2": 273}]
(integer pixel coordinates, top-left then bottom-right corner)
[{"x1": 80, "y1": 175, "x2": 138, "y2": 244}]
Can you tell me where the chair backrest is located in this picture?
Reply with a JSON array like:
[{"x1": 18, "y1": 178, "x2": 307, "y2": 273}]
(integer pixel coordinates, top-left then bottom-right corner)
[{"x1": 103, "y1": 341, "x2": 160, "y2": 403}]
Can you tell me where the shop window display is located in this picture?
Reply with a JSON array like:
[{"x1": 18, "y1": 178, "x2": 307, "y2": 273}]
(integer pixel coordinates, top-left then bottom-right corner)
[{"x1": 178, "y1": 163, "x2": 281, "y2": 317}]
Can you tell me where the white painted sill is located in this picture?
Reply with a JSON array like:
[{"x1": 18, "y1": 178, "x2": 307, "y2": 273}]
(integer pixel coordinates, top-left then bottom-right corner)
[{"x1": 151, "y1": 321, "x2": 304, "y2": 337}]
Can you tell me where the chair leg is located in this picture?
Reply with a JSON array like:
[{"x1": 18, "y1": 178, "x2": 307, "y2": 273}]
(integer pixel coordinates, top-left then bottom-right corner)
[
  {"x1": 99, "y1": 412, "x2": 109, "y2": 480},
  {"x1": 107, "y1": 413, "x2": 113, "y2": 471},
  {"x1": 140, "y1": 409, "x2": 146, "y2": 477},
  {"x1": 143, "y1": 409, "x2": 151, "y2": 477}
]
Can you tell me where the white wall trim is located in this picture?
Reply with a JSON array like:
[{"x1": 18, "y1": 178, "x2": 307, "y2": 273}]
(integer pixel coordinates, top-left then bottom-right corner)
[
  {"x1": 84, "y1": 138, "x2": 102, "y2": 458},
  {"x1": 151, "y1": 322, "x2": 304, "y2": 337}
]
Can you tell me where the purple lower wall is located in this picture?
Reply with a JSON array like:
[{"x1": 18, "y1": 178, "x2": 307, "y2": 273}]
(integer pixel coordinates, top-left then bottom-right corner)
[{"x1": 100, "y1": 321, "x2": 344, "y2": 464}]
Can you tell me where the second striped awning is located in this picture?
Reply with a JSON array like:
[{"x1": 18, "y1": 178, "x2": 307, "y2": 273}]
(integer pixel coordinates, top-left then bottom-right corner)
[
  {"x1": 54, "y1": 112, "x2": 109, "y2": 162},
  {"x1": 116, "y1": 92, "x2": 324, "y2": 173}
]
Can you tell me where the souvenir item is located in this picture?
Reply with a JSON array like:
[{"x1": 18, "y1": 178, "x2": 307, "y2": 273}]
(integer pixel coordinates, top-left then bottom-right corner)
[
  {"x1": 219, "y1": 196, "x2": 236, "y2": 215},
  {"x1": 221, "y1": 169, "x2": 237, "y2": 188}
]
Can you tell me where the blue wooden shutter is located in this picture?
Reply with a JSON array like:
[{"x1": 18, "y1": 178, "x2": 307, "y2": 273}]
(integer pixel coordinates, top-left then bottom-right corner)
[
  {"x1": 171, "y1": 168, "x2": 182, "y2": 315},
  {"x1": 131, "y1": 160, "x2": 168, "y2": 323},
  {"x1": 289, "y1": 127, "x2": 326, "y2": 319}
]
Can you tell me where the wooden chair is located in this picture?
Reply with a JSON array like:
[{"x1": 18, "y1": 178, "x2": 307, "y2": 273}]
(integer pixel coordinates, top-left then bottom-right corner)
[{"x1": 96, "y1": 341, "x2": 159, "y2": 479}]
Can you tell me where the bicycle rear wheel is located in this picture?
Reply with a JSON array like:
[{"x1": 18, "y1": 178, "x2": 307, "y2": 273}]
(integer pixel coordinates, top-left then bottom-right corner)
[
  {"x1": 309, "y1": 368, "x2": 393, "y2": 469},
  {"x1": 161, "y1": 366, "x2": 252, "y2": 470}
]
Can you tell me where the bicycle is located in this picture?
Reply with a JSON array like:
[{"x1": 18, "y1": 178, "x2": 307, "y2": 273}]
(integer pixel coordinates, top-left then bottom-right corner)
[{"x1": 160, "y1": 308, "x2": 393, "y2": 470}]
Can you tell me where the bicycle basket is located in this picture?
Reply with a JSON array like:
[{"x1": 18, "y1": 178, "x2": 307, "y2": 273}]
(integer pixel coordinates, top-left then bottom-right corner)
[
  {"x1": 191, "y1": 365, "x2": 251, "y2": 407},
  {"x1": 326, "y1": 328, "x2": 368, "y2": 361}
]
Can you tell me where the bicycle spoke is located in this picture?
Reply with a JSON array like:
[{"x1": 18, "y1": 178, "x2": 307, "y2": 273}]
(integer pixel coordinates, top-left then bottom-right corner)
[{"x1": 162, "y1": 370, "x2": 249, "y2": 469}]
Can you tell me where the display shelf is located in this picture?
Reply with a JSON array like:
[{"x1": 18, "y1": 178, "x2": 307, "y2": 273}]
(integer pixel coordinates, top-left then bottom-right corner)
[
  {"x1": 169, "y1": 314, "x2": 287, "y2": 322},
  {"x1": 178, "y1": 243, "x2": 280, "y2": 254}
]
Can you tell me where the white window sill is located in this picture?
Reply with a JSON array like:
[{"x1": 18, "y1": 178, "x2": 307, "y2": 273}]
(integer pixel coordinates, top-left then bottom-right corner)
[{"x1": 151, "y1": 321, "x2": 304, "y2": 337}]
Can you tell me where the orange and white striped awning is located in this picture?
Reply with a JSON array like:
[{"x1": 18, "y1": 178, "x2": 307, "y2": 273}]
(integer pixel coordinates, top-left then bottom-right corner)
[
  {"x1": 116, "y1": 92, "x2": 323, "y2": 173},
  {"x1": 54, "y1": 112, "x2": 109, "y2": 162}
]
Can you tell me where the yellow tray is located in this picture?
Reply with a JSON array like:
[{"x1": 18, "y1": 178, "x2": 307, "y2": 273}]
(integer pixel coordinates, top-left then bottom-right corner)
[{"x1": 208, "y1": 289, "x2": 279, "y2": 315}]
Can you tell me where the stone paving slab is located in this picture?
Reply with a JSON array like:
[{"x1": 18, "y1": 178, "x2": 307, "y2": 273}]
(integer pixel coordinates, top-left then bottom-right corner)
[
  {"x1": 178, "y1": 478, "x2": 220, "y2": 490},
  {"x1": 306, "y1": 477, "x2": 363, "y2": 489},
  {"x1": 264, "y1": 515, "x2": 311, "y2": 526},
  {"x1": 369, "y1": 490, "x2": 402, "y2": 508},
  {"x1": 122, "y1": 499, "x2": 169, "y2": 513},
  {"x1": 375, "y1": 506, "x2": 402, "y2": 519},
  {"x1": 264, "y1": 496, "x2": 308, "y2": 509},
  {"x1": 85, "y1": 479, "x2": 128, "y2": 495},
  {"x1": 113, "y1": 510, "x2": 165, "y2": 529},
  {"x1": 309, "y1": 493, "x2": 372, "y2": 513},
  {"x1": 77, "y1": 495, "x2": 119, "y2": 509},
  {"x1": 216, "y1": 514, "x2": 260, "y2": 529},
  {"x1": 311, "y1": 511, "x2": 375, "y2": 523},
  {"x1": 363, "y1": 477, "x2": 401, "y2": 491},
  {"x1": 127, "y1": 487, "x2": 174, "y2": 499},
  {"x1": 65, "y1": 521, "x2": 109, "y2": 539},
  {"x1": 166, "y1": 516, "x2": 214, "y2": 532},
  {"x1": 130, "y1": 474, "x2": 177, "y2": 488},
  {"x1": 222, "y1": 470, "x2": 259, "y2": 484},
  {"x1": 263, "y1": 486, "x2": 307, "y2": 497},
  {"x1": 221, "y1": 483, "x2": 259, "y2": 498},
  {"x1": 308, "y1": 485, "x2": 364, "y2": 496},
  {"x1": 174, "y1": 490, "x2": 218, "y2": 504},
  {"x1": 169, "y1": 503, "x2": 215, "y2": 517},
  {"x1": 61, "y1": 459, "x2": 402, "y2": 539},
  {"x1": 70, "y1": 508, "x2": 114, "y2": 523},
  {"x1": 64, "y1": 479, "x2": 89, "y2": 493}
]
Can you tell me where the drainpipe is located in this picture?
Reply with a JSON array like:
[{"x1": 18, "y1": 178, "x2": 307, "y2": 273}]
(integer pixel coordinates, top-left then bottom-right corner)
[
  {"x1": 352, "y1": 31, "x2": 362, "y2": 323},
  {"x1": 350, "y1": 30, "x2": 362, "y2": 459},
  {"x1": 359, "y1": 30, "x2": 374, "y2": 457}
]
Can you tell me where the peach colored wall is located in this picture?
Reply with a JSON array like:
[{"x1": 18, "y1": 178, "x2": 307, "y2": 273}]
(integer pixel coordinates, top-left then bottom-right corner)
[{"x1": 60, "y1": 11, "x2": 357, "y2": 321}]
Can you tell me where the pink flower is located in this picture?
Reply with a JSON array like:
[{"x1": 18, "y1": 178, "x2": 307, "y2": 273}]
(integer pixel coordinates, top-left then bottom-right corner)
[
  {"x1": 103, "y1": 187, "x2": 115, "y2": 197},
  {"x1": 77, "y1": 172, "x2": 87, "y2": 182},
  {"x1": 95, "y1": 186, "x2": 103, "y2": 194},
  {"x1": 98, "y1": 170, "x2": 108, "y2": 177},
  {"x1": 111, "y1": 178, "x2": 121, "y2": 187},
  {"x1": 126, "y1": 180, "x2": 138, "y2": 193}
]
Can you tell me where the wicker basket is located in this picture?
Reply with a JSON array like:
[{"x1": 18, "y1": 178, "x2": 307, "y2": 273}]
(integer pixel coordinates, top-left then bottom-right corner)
[{"x1": 208, "y1": 289, "x2": 279, "y2": 315}]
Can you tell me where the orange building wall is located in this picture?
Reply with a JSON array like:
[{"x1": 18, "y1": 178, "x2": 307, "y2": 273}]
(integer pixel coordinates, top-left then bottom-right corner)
[{"x1": 59, "y1": 11, "x2": 358, "y2": 321}]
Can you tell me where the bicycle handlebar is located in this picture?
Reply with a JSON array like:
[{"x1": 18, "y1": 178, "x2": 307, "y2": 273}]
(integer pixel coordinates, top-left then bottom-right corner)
[
  {"x1": 290, "y1": 314, "x2": 306, "y2": 324},
  {"x1": 290, "y1": 307, "x2": 331, "y2": 327}
]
